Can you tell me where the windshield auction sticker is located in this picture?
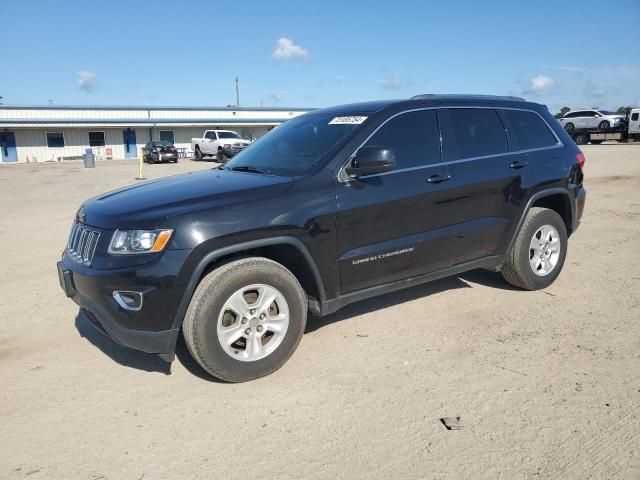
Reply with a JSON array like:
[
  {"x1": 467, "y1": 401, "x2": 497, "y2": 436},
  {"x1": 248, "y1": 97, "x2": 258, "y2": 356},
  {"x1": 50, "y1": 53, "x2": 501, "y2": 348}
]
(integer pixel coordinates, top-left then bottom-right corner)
[{"x1": 329, "y1": 116, "x2": 368, "y2": 125}]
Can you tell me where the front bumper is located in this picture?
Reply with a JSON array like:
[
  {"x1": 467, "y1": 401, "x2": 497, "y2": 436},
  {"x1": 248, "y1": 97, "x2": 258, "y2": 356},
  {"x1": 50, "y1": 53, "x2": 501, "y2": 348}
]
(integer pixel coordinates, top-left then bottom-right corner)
[{"x1": 57, "y1": 249, "x2": 190, "y2": 358}]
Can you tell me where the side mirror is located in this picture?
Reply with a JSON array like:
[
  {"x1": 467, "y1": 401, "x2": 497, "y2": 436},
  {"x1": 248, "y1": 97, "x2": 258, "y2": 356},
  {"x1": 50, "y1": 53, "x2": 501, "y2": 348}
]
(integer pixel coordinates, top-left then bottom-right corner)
[{"x1": 345, "y1": 146, "x2": 396, "y2": 178}]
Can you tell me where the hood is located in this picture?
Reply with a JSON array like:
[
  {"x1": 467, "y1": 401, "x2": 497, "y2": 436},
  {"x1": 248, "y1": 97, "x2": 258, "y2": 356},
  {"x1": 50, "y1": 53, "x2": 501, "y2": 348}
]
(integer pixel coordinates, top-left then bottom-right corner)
[
  {"x1": 80, "y1": 168, "x2": 293, "y2": 229},
  {"x1": 222, "y1": 138, "x2": 251, "y2": 145}
]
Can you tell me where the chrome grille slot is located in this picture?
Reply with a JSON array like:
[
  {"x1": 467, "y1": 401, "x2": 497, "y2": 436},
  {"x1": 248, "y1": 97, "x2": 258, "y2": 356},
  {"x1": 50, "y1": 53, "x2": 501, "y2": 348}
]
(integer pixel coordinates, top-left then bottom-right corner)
[{"x1": 66, "y1": 222, "x2": 100, "y2": 266}]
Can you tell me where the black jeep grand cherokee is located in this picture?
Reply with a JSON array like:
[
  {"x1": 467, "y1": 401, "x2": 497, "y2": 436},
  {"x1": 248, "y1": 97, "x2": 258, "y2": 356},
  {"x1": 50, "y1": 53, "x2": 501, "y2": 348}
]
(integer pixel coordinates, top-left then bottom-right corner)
[{"x1": 58, "y1": 95, "x2": 586, "y2": 382}]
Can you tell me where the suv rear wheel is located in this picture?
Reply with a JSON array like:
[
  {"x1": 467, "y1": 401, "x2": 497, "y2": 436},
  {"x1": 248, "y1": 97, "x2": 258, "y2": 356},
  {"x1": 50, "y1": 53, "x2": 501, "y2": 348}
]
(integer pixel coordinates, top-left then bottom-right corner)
[
  {"x1": 182, "y1": 257, "x2": 307, "y2": 382},
  {"x1": 501, "y1": 207, "x2": 568, "y2": 290}
]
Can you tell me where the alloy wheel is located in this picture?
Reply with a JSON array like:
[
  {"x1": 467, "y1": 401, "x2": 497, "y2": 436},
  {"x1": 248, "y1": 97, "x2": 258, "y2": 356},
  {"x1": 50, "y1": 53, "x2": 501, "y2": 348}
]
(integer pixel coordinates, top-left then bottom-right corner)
[
  {"x1": 216, "y1": 284, "x2": 290, "y2": 362},
  {"x1": 529, "y1": 225, "x2": 561, "y2": 276}
]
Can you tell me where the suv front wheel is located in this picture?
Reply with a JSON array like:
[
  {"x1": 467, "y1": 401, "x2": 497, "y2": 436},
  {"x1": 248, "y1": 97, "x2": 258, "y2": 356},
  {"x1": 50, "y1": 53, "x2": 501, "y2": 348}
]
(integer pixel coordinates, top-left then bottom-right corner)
[
  {"x1": 182, "y1": 257, "x2": 308, "y2": 382},
  {"x1": 501, "y1": 207, "x2": 568, "y2": 290}
]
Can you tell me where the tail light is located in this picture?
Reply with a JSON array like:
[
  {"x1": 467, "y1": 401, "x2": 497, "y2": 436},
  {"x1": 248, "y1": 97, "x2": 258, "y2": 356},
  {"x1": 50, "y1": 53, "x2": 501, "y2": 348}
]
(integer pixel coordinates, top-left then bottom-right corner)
[
  {"x1": 576, "y1": 151, "x2": 585, "y2": 168},
  {"x1": 170, "y1": 147, "x2": 176, "y2": 152}
]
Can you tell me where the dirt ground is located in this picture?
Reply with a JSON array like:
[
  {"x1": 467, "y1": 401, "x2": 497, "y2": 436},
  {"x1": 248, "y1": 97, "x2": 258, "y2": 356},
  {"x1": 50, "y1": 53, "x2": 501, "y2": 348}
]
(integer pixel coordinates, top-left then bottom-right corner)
[{"x1": 1, "y1": 146, "x2": 639, "y2": 480}]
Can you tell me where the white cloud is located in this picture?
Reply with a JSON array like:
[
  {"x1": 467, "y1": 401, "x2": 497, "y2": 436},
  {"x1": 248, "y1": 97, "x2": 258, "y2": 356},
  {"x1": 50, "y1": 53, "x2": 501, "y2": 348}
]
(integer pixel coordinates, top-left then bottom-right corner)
[
  {"x1": 525, "y1": 75, "x2": 555, "y2": 93},
  {"x1": 269, "y1": 91, "x2": 283, "y2": 103},
  {"x1": 583, "y1": 79, "x2": 606, "y2": 101},
  {"x1": 380, "y1": 74, "x2": 413, "y2": 91},
  {"x1": 272, "y1": 38, "x2": 309, "y2": 60},
  {"x1": 77, "y1": 70, "x2": 96, "y2": 92}
]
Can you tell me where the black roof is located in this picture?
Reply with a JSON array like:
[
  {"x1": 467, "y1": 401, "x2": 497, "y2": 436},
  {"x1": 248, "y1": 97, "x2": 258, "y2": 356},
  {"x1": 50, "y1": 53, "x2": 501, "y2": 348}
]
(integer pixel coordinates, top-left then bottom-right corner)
[{"x1": 307, "y1": 94, "x2": 537, "y2": 118}]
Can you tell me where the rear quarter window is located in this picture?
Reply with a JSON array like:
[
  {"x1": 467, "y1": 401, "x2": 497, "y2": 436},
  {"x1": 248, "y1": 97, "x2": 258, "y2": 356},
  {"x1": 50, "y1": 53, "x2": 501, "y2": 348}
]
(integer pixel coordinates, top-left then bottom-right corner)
[{"x1": 503, "y1": 109, "x2": 558, "y2": 150}]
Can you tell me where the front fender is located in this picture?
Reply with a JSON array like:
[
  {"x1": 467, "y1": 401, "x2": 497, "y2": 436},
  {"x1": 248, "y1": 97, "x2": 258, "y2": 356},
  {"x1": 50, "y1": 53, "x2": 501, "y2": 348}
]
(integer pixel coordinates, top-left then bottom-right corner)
[{"x1": 169, "y1": 236, "x2": 327, "y2": 331}]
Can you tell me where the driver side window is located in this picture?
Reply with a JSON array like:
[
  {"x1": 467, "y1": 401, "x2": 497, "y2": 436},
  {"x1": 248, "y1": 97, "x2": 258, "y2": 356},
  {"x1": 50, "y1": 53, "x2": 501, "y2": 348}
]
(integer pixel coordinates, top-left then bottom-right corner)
[{"x1": 363, "y1": 110, "x2": 441, "y2": 169}]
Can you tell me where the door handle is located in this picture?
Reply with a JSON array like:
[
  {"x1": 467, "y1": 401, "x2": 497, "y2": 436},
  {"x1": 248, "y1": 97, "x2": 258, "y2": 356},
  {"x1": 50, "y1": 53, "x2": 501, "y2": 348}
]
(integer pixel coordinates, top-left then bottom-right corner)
[
  {"x1": 426, "y1": 174, "x2": 451, "y2": 184},
  {"x1": 509, "y1": 160, "x2": 529, "y2": 169}
]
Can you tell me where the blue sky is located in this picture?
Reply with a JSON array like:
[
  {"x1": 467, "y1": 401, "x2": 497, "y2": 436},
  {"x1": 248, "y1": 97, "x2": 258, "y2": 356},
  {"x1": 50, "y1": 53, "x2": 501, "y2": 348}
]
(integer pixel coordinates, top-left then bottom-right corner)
[{"x1": 1, "y1": 0, "x2": 639, "y2": 114}]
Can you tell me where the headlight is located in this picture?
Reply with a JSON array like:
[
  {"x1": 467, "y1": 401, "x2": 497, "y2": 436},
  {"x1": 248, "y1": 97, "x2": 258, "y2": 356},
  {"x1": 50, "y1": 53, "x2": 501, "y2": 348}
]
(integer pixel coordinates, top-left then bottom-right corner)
[
  {"x1": 108, "y1": 229, "x2": 173, "y2": 254},
  {"x1": 223, "y1": 144, "x2": 231, "y2": 149}
]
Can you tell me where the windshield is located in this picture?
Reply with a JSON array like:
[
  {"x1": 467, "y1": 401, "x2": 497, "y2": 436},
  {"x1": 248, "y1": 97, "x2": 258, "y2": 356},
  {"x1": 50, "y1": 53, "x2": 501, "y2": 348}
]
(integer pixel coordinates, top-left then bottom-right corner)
[
  {"x1": 218, "y1": 131, "x2": 241, "y2": 139},
  {"x1": 152, "y1": 141, "x2": 172, "y2": 147},
  {"x1": 598, "y1": 110, "x2": 614, "y2": 115},
  {"x1": 224, "y1": 112, "x2": 365, "y2": 176}
]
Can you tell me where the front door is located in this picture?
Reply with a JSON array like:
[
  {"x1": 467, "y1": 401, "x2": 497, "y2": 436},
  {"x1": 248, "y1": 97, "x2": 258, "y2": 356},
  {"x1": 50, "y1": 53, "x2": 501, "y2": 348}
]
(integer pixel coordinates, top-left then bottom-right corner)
[
  {"x1": 628, "y1": 110, "x2": 640, "y2": 135},
  {"x1": 123, "y1": 129, "x2": 137, "y2": 158},
  {"x1": 335, "y1": 109, "x2": 456, "y2": 294},
  {"x1": 0, "y1": 132, "x2": 18, "y2": 162}
]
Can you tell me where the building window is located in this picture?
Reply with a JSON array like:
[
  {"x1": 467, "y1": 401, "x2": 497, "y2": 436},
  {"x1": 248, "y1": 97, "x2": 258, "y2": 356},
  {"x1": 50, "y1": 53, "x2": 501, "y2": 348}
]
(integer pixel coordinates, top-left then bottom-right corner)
[
  {"x1": 88, "y1": 131, "x2": 106, "y2": 147},
  {"x1": 159, "y1": 130, "x2": 174, "y2": 144},
  {"x1": 46, "y1": 132, "x2": 65, "y2": 148}
]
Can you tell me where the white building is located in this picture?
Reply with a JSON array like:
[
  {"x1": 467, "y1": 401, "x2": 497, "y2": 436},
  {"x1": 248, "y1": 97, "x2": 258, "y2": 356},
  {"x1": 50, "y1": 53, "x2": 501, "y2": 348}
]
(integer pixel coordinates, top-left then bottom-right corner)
[{"x1": 0, "y1": 105, "x2": 312, "y2": 163}]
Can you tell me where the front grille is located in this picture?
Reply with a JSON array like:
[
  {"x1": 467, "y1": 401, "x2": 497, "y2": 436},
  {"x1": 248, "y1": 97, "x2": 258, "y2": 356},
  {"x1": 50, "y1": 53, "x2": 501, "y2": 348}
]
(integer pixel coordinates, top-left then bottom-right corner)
[
  {"x1": 67, "y1": 222, "x2": 100, "y2": 266},
  {"x1": 231, "y1": 143, "x2": 247, "y2": 154}
]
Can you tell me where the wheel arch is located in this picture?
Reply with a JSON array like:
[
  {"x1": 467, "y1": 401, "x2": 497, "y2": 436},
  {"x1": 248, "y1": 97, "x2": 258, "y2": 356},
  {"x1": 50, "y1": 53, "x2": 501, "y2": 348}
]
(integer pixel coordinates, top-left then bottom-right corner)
[
  {"x1": 506, "y1": 188, "x2": 575, "y2": 256},
  {"x1": 171, "y1": 237, "x2": 326, "y2": 331}
]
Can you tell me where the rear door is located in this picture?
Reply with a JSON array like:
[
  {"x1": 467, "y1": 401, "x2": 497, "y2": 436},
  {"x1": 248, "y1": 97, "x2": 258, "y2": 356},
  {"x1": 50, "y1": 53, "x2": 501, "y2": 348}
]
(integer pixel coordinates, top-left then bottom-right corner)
[
  {"x1": 335, "y1": 109, "x2": 456, "y2": 294},
  {"x1": 571, "y1": 111, "x2": 588, "y2": 129},
  {"x1": 435, "y1": 107, "x2": 535, "y2": 262}
]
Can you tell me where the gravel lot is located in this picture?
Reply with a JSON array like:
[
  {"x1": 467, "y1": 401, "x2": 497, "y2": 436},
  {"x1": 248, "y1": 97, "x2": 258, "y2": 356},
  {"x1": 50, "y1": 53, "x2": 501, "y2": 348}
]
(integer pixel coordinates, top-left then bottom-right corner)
[{"x1": 1, "y1": 146, "x2": 639, "y2": 480}]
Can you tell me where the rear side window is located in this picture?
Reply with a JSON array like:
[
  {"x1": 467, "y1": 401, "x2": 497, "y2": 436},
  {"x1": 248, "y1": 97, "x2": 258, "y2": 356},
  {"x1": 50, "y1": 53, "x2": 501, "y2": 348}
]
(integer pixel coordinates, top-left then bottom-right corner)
[
  {"x1": 503, "y1": 110, "x2": 558, "y2": 149},
  {"x1": 363, "y1": 109, "x2": 441, "y2": 168},
  {"x1": 444, "y1": 108, "x2": 507, "y2": 159},
  {"x1": 632, "y1": 113, "x2": 639, "y2": 121}
]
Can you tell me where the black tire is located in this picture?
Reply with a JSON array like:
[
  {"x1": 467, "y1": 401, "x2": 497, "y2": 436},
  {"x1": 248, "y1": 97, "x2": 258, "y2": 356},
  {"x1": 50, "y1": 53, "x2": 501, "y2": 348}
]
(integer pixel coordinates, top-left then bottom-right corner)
[
  {"x1": 217, "y1": 149, "x2": 225, "y2": 163},
  {"x1": 590, "y1": 140, "x2": 603, "y2": 145},
  {"x1": 182, "y1": 257, "x2": 308, "y2": 382},
  {"x1": 564, "y1": 122, "x2": 575, "y2": 133},
  {"x1": 501, "y1": 207, "x2": 568, "y2": 290},
  {"x1": 194, "y1": 146, "x2": 203, "y2": 161},
  {"x1": 598, "y1": 120, "x2": 610, "y2": 130},
  {"x1": 574, "y1": 133, "x2": 588, "y2": 145}
]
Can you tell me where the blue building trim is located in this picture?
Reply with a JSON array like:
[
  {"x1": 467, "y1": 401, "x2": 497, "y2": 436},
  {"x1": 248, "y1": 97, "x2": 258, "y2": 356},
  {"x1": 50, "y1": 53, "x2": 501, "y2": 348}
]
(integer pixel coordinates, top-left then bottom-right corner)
[{"x1": 0, "y1": 118, "x2": 295, "y2": 125}]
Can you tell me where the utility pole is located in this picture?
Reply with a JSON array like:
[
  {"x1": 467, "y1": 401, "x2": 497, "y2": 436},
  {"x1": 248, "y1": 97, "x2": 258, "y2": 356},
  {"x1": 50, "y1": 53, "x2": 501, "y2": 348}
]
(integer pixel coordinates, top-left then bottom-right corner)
[{"x1": 235, "y1": 77, "x2": 240, "y2": 107}]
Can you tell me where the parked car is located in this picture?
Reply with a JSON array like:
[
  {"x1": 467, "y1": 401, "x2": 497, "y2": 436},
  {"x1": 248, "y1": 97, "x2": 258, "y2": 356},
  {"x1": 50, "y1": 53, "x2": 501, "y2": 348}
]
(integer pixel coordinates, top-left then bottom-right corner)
[
  {"x1": 142, "y1": 141, "x2": 178, "y2": 163},
  {"x1": 558, "y1": 109, "x2": 625, "y2": 132},
  {"x1": 57, "y1": 94, "x2": 586, "y2": 382},
  {"x1": 191, "y1": 129, "x2": 250, "y2": 162}
]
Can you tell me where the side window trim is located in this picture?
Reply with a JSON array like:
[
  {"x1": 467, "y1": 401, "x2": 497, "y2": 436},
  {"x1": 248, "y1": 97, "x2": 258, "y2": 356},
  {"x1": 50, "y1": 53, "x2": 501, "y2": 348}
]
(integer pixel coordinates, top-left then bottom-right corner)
[{"x1": 338, "y1": 106, "x2": 563, "y2": 182}]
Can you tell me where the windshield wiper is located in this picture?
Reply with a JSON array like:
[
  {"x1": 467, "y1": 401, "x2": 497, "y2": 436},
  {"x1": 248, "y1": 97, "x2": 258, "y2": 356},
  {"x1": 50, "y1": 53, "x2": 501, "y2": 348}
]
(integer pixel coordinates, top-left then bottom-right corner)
[{"x1": 227, "y1": 165, "x2": 267, "y2": 174}]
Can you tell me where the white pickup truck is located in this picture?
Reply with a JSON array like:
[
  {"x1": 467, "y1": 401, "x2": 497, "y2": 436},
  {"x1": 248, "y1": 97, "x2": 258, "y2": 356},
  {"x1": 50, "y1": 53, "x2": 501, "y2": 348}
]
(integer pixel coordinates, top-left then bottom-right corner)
[{"x1": 191, "y1": 130, "x2": 251, "y2": 162}]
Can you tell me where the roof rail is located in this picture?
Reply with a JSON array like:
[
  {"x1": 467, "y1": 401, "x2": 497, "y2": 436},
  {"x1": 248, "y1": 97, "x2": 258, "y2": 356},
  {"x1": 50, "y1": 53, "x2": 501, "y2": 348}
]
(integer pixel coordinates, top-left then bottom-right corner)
[{"x1": 410, "y1": 94, "x2": 526, "y2": 102}]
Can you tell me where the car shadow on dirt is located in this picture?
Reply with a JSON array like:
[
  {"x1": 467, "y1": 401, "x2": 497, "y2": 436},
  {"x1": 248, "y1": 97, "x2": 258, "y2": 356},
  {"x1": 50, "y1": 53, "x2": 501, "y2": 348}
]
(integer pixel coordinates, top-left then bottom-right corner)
[
  {"x1": 306, "y1": 269, "x2": 516, "y2": 333},
  {"x1": 74, "y1": 310, "x2": 171, "y2": 375}
]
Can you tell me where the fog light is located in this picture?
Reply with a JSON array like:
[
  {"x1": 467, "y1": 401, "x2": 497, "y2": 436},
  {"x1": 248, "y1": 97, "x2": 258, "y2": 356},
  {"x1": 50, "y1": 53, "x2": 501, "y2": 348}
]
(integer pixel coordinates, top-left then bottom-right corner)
[{"x1": 113, "y1": 291, "x2": 143, "y2": 311}]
